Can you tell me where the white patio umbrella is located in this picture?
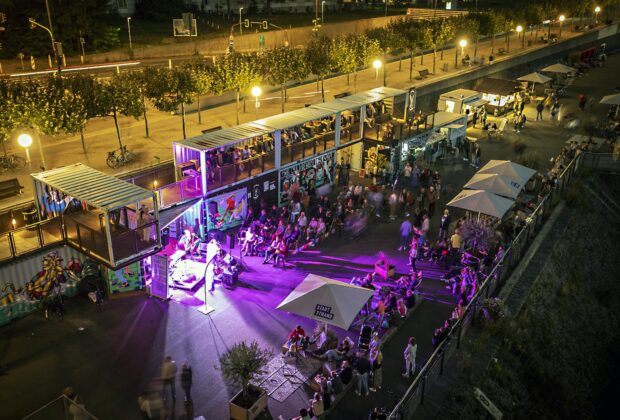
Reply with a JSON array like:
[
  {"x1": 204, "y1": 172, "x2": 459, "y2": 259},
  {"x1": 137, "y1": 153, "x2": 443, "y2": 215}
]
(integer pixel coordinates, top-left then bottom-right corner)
[
  {"x1": 447, "y1": 189, "x2": 514, "y2": 219},
  {"x1": 477, "y1": 160, "x2": 537, "y2": 185},
  {"x1": 464, "y1": 173, "x2": 522, "y2": 199},
  {"x1": 276, "y1": 274, "x2": 374, "y2": 331},
  {"x1": 541, "y1": 63, "x2": 577, "y2": 74},
  {"x1": 600, "y1": 94, "x2": 620, "y2": 118},
  {"x1": 517, "y1": 72, "x2": 552, "y2": 93}
]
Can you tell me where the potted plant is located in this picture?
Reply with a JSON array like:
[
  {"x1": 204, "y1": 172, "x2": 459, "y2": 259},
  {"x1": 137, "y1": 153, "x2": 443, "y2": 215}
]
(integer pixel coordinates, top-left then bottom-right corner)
[
  {"x1": 220, "y1": 340, "x2": 273, "y2": 420},
  {"x1": 459, "y1": 218, "x2": 495, "y2": 254}
]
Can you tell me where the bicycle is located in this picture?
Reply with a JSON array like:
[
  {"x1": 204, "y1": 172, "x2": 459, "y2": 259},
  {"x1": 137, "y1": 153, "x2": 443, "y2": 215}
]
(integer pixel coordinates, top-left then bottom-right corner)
[
  {"x1": 106, "y1": 146, "x2": 136, "y2": 168},
  {"x1": 0, "y1": 153, "x2": 26, "y2": 173}
]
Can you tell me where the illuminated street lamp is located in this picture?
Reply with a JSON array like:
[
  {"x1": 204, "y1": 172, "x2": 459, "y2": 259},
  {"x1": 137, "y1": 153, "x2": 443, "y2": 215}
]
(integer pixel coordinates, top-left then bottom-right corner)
[
  {"x1": 251, "y1": 86, "x2": 262, "y2": 118},
  {"x1": 239, "y1": 7, "x2": 244, "y2": 35},
  {"x1": 18, "y1": 133, "x2": 32, "y2": 164},
  {"x1": 373, "y1": 59, "x2": 382, "y2": 81},
  {"x1": 595, "y1": 6, "x2": 601, "y2": 24},
  {"x1": 322, "y1": 1, "x2": 326, "y2": 24},
  {"x1": 559, "y1": 15, "x2": 565, "y2": 38},
  {"x1": 516, "y1": 25, "x2": 524, "y2": 48},
  {"x1": 456, "y1": 39, "x2": 467, "y2": 67}
]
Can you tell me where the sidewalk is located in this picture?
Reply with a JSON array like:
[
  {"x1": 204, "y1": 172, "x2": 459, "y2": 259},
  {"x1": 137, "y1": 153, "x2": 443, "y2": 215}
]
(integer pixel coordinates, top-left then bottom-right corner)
[{"x1": 0, "y1": 24, "x2": 589, "y2": 215}]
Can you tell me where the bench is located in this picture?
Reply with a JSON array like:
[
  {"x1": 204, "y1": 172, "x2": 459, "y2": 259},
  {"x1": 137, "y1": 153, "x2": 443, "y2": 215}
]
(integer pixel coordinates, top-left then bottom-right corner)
[
  {"x1": 334, "y1": 92, "x2": 352, "y2": 99},
  {"x1": 497, "y1": 47, "x2": 506, "y2": 55},
  {"x1": 0, "y1": 178, "x2": 24, "y2": 200},
  {"x1": 417, "y1": 69, "x2": 430, "y2": 80}
]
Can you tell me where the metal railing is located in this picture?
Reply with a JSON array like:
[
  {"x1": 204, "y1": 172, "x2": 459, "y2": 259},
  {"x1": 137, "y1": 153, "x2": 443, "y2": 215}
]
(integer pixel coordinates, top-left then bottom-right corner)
[
  {"x1": 22, "y1": 394, "x2": 98, "y2": 420},
  {"x1": 0, "y1": 217, "x2": 65, "y2": 263},
  {"x1": 388, "y1": 151, "x2": 616, "y2": 419}
]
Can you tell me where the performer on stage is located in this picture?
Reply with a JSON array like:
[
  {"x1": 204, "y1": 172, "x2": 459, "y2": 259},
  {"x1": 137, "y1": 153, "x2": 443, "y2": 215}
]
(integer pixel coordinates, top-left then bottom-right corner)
[{"x1": 204, "y1": 239, "x2": 222, "y2": 292}]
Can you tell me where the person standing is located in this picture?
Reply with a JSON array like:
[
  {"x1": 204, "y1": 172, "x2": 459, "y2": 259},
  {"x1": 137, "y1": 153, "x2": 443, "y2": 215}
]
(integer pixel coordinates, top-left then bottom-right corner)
[
  {"x1": 438, "y1": 209, "x2": 451, "y2": 240},
  {"x1": 402, "y1": 337, "x2": 417, "y2": 378},
  {"x1": 536, "y1": 102, "x2": 544, "y2": 120},
  {"x1": 353, "y1": 352, "x2": 372, "y2": 397},
  {"x1": 428, "y1": 186, "x2": 437, "y2": 218},
  {"x1": 578, "y1": 94, "x2": 586, "y2": 111},
  {"x1": 420, "y1": 214, "x2": 430, "y2": 240},
  {"x1": 161, "y1": 356, "x2": 178, "y2": 401},
  {"x1": 369, "y1": 348, "x2": 383, "y2": 392},
  {"x1": 472, "y1": 111, "x2": 478, "y2": 128},
  {"x1": 409, "y1": 238, "x2": 419, "y2": 272},
  {"x1": 450, "y1": 229, "x2": 462, "y2": 265},
  {"x1": 399, "y1": 219, "x2": 412, "y2": 251},
  {"x1": 180, "y1": 362, "x2": 193, "y2": 404},
  {"x1": 481, "y1": 109, "x2": 487, "y2": 127}
]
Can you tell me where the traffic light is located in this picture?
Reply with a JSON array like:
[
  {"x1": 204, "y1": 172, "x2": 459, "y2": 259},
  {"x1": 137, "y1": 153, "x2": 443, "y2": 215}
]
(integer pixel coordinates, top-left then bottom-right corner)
[
  {"x1": 244, "y1": 19, "x2": 250, "y2": 28},
  {"x1": 262, "y1": 21, "x2": 268, "y2": 30}
]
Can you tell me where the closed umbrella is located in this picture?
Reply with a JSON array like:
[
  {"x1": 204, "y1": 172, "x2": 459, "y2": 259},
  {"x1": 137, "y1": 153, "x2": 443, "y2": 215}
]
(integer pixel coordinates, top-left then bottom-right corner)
[
  {"x1": 447, "y1": 189, "x2": 514, "y2": 219},
  {"x1": 276, "y1": 274, "x2": 374, "y2": 331},
  {"x1": 464, "y1": 173, "x2": 522, "y2": 199},
  {"x1": 477, "y1": 160, "x2": 536, "y2": 185}
]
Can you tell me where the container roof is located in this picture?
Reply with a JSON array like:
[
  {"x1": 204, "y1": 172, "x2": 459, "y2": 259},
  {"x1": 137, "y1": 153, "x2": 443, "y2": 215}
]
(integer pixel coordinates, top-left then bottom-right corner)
[
  {"x1": 176, "y1": 123, "x2": 273, "y2": 152},
  {"x1": 252, "y1": 106, "x2": 336, "y2": 130},
  {"x1": 338, "y1": 87, "x2": 407, "y2": 107},
  {"x1": 32, "y1": 163, "x2": 154, "y2": 211},
  {"x1": 432, "y1": 111, "x2": 465, "y2": 127}
]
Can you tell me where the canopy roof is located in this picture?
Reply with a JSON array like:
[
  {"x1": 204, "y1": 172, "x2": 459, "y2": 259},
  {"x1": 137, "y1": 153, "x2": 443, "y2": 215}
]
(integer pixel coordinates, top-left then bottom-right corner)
[
  {"x1": 541, "y1": 63, "x2": 576, "y2": 74},
  {"x1": 440, "y1": 88, "x2": 481, "y2": 100},
  {"x1": 464, "y1": 173, "x2": 522, "y2": 199},
  {"x1": 158, "y1": 198, "x2": 201, "y2": 229},
  {"x1": 474, "y1": 77, "x2": 519, "y2": 96},
  {"x1": 600, "y1": 93, "x2": 620, "y2": 106},
  {"x1": 477, "y1": 160, "x2": 536, "y2": 185},
  {"x1": 517, "y1": 72, "x2": 552, "y2": 84},
  {"x1": 276, "y1": 274, "x2": 374, "y2": 330},
  {"x1": 32, "y1": 163, "x2": 154, "y2": 211},
  {"x1": 176, "y1": 123, "x2": 273, "y2": 152},
  {"x1": 447, "y1": 189, "x2": 514, "y2": 218}
]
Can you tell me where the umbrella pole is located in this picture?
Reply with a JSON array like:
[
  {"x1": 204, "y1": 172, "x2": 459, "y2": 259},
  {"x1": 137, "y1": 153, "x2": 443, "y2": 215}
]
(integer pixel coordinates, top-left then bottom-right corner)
[{"x1": 477, "y1": 212, "x2": 481, "y2": 221}]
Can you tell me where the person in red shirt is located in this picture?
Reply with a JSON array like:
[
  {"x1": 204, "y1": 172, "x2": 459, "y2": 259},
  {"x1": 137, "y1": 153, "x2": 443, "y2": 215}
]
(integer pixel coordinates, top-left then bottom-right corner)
[{"x1": 285, "y1": 325, "x2": 306, "y2": 356}]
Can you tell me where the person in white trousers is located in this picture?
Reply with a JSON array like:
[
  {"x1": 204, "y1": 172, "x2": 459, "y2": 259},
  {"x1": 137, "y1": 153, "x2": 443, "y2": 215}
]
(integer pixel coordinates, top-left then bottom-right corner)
[{"x1": 402, "y1": 337, "x2": 417, "y2": 378}]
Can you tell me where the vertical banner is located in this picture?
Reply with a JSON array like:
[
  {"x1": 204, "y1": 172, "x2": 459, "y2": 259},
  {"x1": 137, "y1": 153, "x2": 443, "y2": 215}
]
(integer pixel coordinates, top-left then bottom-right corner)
[
  {"x1": 279, "y1": 151, "x2": 335, "y2": 206},
  {"x1": 150, "y1": 255, "x2": 169, "y2": 300}
]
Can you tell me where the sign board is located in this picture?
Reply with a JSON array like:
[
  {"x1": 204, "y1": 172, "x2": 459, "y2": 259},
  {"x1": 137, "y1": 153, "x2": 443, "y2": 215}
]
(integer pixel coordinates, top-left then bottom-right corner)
[
  {"x1": 173, "y1": 18, "x2": 197, "y2": 37},
  {"x1": 279, "y1": 151, "x2": 335, "y2": 206},
  {"x1": 474, "y1": 387, "x2": 503, "y2": 420},
  {"x1": 150, "y1": 254, "x2": 169, "y2": 300}
]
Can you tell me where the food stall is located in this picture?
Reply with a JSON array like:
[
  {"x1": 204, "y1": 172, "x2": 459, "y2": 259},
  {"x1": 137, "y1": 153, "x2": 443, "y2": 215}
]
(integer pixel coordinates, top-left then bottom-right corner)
[
  {"x1": 437, "y1": 89, "x2": 487, "y2": 122},
  {"x1": 473, "y1": 78, "x2": 519, "y2": 115}
]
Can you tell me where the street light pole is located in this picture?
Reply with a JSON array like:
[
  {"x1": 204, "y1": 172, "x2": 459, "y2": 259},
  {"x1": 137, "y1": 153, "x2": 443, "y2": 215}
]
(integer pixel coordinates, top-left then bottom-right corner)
[
  {"x1": 385, "y1": 0, "x2": 388, "y2": 17},
  {"x1": 559, "y1": 15, "x2": 565, "y2": 38},
  {"x1": 28, "y1": 18, "x2": 61, "y2": 74},
  {"x1": 239, "y1": 7, "x2": 243, "y2": 35},
  {"x1": 322, "y1": 1, "x2": 325, "y2": 24},
  {"x1": 127, "y1": 17, "x2": 132, "y2": 50}
]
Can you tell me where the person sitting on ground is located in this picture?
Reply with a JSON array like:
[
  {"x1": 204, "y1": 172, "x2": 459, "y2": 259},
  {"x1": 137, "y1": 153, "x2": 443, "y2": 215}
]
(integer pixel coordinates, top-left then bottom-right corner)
[
  {"x1": 336, "y1": 360, "x2": 353, "y2": 385},
  {"x1": 326, "y1": 370, "x2": 343, "y2": 395},
  {"x1": 292, "y1": 408, "x2": 311, "y2": 420},
  {"x1": 405, "y1": 289, "x2": 416, "y2": 308},
  {"x1": 397, "y1": 298, "x2": 407, "y2": 318},
  {"x1": 309, "y1": 392, "x2": 324, "y2": 418},
  {"x1": 323, "y1": 337, "x2": 352, "y2": 362},
  {"x1": 285, "y1": 325, "x2": 306, "y2": 356}
]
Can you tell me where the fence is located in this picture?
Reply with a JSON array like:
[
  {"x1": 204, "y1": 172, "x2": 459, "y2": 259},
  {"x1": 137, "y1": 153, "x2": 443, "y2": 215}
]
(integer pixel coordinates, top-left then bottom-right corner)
[{"x1": 388, "y1": 151, "x2": 617, "y2": 419}]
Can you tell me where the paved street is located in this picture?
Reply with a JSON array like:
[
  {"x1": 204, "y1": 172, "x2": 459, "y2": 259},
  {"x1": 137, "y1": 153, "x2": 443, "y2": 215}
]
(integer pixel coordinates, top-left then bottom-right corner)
[{"x1": 0, "y1": 23, "x2": 586, "y2": 215}]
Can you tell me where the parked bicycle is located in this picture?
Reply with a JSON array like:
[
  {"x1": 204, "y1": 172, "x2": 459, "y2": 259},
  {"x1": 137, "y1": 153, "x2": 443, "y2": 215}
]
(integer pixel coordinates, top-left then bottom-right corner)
[
  {"x1": 0, "y1": 153, "x2": 26, "y2": 173},
  {"x1": 106, "y1": 146, "x2": 136, "y2": 168}
]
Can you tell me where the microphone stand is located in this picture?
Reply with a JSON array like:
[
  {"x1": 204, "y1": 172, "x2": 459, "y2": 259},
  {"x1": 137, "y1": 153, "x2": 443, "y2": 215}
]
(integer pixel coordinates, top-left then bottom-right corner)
[{"x1": 197, "y1": 252, "x2": 217, "y2": 315}]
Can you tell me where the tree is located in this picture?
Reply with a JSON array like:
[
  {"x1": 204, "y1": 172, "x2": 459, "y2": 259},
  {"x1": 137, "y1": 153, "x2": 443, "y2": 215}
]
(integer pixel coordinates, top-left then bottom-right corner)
[
  {"x1": 330, "y1": 34, "x2": 358, "y2": 88},
  {"x1": 306, "y1": 36, "x2": 333, "y2": 103},
  {"x1": 367, "y1": 26, "x2": 406, "y2": 85},
  {"x1": 210, "y1": 53, "x2": 261, "y2": 125},
  {"x1": 261, "y1": 47, "x2": 309, "y2": 113},
  {"x1": 352, "y1": 35, "x2": 381, "y2": 91},
  {"x1": 66, "y1": 74, "x2": 103, "y2": 151},
  {"x1": 458, "y1": 14, "x2": 481, "y2": 59},
  {"x1": 485, "y1": 11, "x2": 507, "y2": 55},
  {"x1": 421, "y1": 18, "x2": 456, "y2": 74},
  {"x1": 219, "y1": 341, "x2": 272, "y2": 402},
  {"x1": 145, "y1": 67, "x2": 195, "y2": 139},
  {"x1": 95, "y1": 74, "x2": 144, "y2": 150},
  {"x1": 189, "y1": 62, "x2": 213, "y2": 125},
  {"x1": 391, "y1": 19, "x2": 422, "y2": 80}
]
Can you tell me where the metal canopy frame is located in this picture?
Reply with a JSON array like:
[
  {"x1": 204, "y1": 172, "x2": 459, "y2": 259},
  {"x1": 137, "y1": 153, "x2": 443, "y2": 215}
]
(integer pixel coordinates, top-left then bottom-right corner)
[{"x1": 176, "y1": 123, "x2": 273, "y2": 153}]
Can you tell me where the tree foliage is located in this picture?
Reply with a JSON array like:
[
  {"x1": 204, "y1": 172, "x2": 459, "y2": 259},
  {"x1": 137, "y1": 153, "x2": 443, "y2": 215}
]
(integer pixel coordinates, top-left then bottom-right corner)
[
  {"x1": 261, "y1": 47, "x2": 309, "y2": 112},
  {"x1": 306, "y1": 36, "x2": 333, "y2": 102},
  {"x1": 219, "y1": 341, "x2": 273, "y2": 401}
]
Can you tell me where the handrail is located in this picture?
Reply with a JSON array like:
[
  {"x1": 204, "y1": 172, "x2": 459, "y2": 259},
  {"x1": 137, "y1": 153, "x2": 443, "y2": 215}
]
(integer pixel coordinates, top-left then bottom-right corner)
[
  {"x1": 388, "y1": 152, "x2": 584, "y2": 418},
  {"x1": 22, "y1": 394, "x2": 98, "y2": 420}
]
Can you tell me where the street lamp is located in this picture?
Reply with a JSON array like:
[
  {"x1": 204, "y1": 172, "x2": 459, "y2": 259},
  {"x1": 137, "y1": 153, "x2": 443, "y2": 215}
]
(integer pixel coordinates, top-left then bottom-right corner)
[
  {"x1": 373, "y1": 59, "x2": 382, "y2": 81},
  {"x1": 28, "y1": 18, "x2": 61, "y2": 74},
  {"x1": 127, "y1": 17, "x2": 132, "y2": 50},
  {"x1": 516, "y1": 25, "x2": 524, "y2": 48},
  {"x1": 595, "y1": 6, "x2": 601, "y2": 24},
  {"x1": 239, "y1": 7, "x2": 244, "y2": 35},
  {"x1": 251, "y1": 86, "x2": 262, "y2": 118},
  {"x1": 456, "y1": 39, "x2": 467, "y2": 67},
  {"x1": 559, "y1": 15, "x2": 565, "y2": 38},
  {"x1": 322, "y1": 1, "x2": 326, "y2": 24},
  {"x1": 17, "y1": 134, "x2": 32, "y2": 164}
]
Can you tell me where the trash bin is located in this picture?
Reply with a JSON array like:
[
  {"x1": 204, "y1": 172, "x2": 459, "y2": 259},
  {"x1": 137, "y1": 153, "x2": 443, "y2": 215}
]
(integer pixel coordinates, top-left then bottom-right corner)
[{"x1": 22, "y1": 208, "x2": 38, "y2": 227}]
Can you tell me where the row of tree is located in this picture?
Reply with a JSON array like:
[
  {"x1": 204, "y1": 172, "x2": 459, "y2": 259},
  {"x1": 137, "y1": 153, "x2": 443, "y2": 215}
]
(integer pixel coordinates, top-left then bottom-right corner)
[{"x1": 1, "y1": 2, "x2": 615, "y2": 154}]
